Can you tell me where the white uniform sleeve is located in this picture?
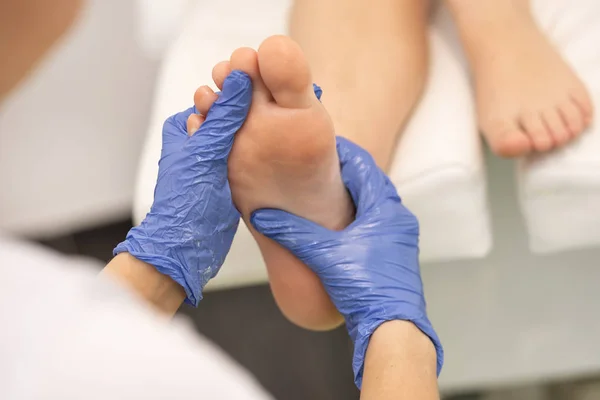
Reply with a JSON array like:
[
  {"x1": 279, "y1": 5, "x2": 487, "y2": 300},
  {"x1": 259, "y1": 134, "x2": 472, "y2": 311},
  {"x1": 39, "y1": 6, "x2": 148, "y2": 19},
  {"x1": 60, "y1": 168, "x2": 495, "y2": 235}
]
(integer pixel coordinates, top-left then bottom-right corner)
[{"x1": 0, "y1": 236, "x2": 272, "y2": 400}]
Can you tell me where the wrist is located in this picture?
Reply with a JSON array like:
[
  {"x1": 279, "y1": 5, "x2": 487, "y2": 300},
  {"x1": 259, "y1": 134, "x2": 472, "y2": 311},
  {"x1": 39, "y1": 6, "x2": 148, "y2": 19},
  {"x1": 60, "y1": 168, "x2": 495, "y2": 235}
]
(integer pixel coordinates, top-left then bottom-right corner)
[
  {"x1": 102, "y1": 253, "x2": 186, "y2": 316},
  {"x1": 113, "y1": 225, "x2": 204, "y2": 306},
  {"x1": 361, "y1": 320, "x2": 440, "y2": 399},
  {"x1": 371, "y1": 321, "x2": 437, "y2": 360},
  {"x1": 349, "y1": 313, "x2": 444, "y2": 388}
]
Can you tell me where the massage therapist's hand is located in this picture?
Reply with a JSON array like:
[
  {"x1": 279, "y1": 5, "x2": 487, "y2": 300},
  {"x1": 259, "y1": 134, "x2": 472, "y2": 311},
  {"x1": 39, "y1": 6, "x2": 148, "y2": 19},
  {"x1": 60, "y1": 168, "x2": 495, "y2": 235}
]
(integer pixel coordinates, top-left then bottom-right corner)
[
  {"x1": 251, "y1": 137, "x2": 444, "y2": 387},
  {"x1": 114, "y1": 71, "x2": 252, "y2": 306}
]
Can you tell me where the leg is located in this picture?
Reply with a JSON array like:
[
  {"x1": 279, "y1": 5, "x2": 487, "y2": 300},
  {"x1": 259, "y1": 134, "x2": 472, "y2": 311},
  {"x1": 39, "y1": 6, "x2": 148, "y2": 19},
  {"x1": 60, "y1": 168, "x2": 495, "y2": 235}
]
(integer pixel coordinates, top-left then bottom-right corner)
[
  {"x1": 289, "y1": 0, "x2": 430, "y2": 170},
  {"x1": 191, "y1": 36, "x2": 354, "y2": 330},
  {"x1": 446, "y1": 0, "x2": 594, "y2": 157}
]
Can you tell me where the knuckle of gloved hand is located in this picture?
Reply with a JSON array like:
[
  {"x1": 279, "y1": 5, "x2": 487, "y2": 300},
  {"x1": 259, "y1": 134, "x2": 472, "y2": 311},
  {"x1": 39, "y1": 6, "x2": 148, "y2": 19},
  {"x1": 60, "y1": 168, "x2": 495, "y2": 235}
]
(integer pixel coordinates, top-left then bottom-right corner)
[
  {"x1": 400, "y1": 212, "x2": 420, "y2": 235},
  {"x1": 165, "y1": 110, "x2": 190, "y2": 132},
  {"x1": 162, "y1": 116, "x2": 177, "y2": 132},
  {"x1": 377, "y1": 201, "x2": 419, "y2": 234}
]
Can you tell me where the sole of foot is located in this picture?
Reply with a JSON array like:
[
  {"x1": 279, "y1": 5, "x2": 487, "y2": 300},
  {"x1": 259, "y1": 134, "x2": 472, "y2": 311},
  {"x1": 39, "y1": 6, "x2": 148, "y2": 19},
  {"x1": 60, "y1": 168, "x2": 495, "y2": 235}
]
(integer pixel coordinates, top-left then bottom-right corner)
[{"x1": 190, "y1": 36, "x2": 354, "y2": 330}]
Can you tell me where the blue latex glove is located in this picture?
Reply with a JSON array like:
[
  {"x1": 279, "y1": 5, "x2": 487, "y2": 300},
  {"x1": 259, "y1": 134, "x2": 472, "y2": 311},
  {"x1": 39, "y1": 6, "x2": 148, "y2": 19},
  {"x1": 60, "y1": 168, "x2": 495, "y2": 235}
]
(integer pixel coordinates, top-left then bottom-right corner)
[
  {"x1": 251, "y1": 136, "x2": 443, "y2": 388},
  {"x1": 114, "y1": 70, "x2": 252, "y2": 306}
]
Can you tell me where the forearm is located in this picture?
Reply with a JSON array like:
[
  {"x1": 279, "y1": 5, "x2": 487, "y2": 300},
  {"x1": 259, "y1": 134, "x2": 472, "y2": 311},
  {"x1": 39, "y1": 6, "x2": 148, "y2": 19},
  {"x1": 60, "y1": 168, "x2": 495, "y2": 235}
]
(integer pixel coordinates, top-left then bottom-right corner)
[
  {"x1": 361, "y1": 320, "x2": 439, "y2": 400},
  {"x1": 102, "y1": 253, "x2": 185, "y2": 316}
]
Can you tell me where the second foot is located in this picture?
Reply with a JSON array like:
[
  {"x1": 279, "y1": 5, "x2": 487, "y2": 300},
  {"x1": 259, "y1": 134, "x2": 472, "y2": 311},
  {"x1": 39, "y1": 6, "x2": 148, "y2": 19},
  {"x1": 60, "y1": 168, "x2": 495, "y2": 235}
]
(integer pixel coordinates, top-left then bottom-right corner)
[{"x1": 451, "y1": 0, "x2": 594, "y2": 157}]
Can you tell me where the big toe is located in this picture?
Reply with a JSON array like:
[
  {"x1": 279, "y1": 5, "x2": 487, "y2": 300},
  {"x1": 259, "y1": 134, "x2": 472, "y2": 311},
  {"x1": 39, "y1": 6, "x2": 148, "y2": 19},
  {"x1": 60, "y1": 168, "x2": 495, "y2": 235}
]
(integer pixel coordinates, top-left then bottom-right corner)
[
  {"x1": 482, "y1": 120, "x2": 533, "y2": 158},
  {"x1": 257, "y1": 35, "x2": 315, "y2": 109}
]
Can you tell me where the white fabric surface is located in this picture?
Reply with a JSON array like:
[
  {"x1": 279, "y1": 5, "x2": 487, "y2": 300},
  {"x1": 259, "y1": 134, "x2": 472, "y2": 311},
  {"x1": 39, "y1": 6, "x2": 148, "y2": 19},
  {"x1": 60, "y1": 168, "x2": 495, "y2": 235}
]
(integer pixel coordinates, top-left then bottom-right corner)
[
  {"x1": 0, "y1": 235, "x2": 271, "y2": 400},
  {"x1": 133, "y1": 0, "x2": 491, "y2": 290},
  {"x1": 134, "y1": 0, "x2": 192, "y2": 58},
  {"x1": 390, "y1": 6, "x2": 490, "y2": 262},
  {"x1": 518, "y1": 0, "x2": 600, "y2": 253}
]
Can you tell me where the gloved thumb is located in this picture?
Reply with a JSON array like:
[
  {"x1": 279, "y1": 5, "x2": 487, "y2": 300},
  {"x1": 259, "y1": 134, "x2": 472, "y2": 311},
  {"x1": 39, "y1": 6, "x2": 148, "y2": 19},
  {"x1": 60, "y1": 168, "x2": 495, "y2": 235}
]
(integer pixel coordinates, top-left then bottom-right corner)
[
  {"x1": 191, "y1": 70, "x2": 253, "y2": 159},
  {"x1": 250, "y1": 208, "x2": 333, "y2": 263}
]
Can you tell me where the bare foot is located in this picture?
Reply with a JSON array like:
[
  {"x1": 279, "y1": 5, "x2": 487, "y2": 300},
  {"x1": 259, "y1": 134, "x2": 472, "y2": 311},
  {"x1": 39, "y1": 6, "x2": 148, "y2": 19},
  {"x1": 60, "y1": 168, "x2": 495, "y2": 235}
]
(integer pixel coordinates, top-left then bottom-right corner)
[
  {"x1": 449, "y1": 0, "x2": 593, "y2": 157},
  {"x1": 190, "y1": 36, "x2": 354, "y2": 330}
]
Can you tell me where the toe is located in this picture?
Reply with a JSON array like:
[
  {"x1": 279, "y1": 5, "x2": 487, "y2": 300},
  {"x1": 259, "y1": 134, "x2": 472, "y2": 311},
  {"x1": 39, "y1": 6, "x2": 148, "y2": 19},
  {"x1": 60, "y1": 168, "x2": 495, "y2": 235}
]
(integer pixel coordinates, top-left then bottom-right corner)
[
  {"x1": 520, "y1": 111, "x2": 554, "y2": 152},
  {"x1": 257, "y1": 35, "x2": 314, "y2": 109},
  {"x1": 229, "y1": 47, "x2": 271, "y2": 101},
  {"x1": 542, "y1": 108, "x2": 571, "y2": 147},
  {"x1": 558, "y1": 100, "x2": 585, "y2": 137},
  {"x1": 189, "y1": 85, "x2": 219, "y2": 136},
  {"x1": 570, "y1": 87, "x2": 594, "y2": 123},
  {"x1": 186, "y1": 113, "x2": 204, "y2": 136},
  {"x1": 212, "y1": 61, "x2": 231, "y2": 90},
  {"x1": 482, "y1": 119, "x2": 532, "y2": 158},
  {"x1": 193, "y1": 85, "x2": 218, "y2": 116}
]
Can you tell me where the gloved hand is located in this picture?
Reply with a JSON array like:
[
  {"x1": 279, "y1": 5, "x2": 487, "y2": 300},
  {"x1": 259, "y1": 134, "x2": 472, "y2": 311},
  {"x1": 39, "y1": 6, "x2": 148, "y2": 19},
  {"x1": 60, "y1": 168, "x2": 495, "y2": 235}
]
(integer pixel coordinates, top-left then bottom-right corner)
[
  {"x1": 251, "y1": 136, "x2": 443, "y2": 387},
  {"x1": 114, "y1": 70, "x2": 252, "y2": 306}
]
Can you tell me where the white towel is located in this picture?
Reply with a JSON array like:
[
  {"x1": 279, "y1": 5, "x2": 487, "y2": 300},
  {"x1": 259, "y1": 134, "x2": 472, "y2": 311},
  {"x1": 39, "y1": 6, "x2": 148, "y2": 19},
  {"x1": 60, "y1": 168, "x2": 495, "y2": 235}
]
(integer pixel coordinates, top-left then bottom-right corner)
[{"x1": 518, "y1": 0, "x2": 600, "y2": 253}]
